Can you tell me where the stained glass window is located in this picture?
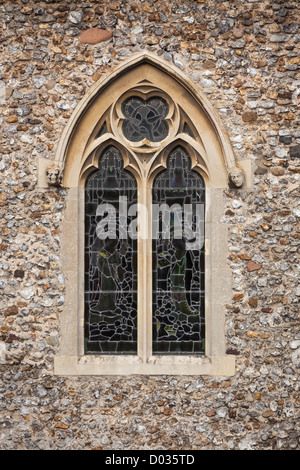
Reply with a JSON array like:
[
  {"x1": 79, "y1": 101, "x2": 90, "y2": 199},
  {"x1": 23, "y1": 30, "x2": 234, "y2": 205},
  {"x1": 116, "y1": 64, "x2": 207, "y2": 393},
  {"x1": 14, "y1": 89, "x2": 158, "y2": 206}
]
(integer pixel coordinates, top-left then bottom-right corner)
[
  {"x1": 152, "y1": 146, "x2": 205, "y2": 355},
  {"x1": 122, "y1": 97, "x2": 169, "y2": 142},
  {"x1": 84, "y1": 146, "x2": 138, "y2": 354}
]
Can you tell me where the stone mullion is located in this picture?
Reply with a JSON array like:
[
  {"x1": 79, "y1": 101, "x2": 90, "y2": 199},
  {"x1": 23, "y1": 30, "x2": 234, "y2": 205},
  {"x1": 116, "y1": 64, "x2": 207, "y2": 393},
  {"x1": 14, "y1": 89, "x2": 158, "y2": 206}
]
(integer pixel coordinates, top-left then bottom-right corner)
[{"x1": 137, "y1": 177, "x2": 153, "y2": 362}]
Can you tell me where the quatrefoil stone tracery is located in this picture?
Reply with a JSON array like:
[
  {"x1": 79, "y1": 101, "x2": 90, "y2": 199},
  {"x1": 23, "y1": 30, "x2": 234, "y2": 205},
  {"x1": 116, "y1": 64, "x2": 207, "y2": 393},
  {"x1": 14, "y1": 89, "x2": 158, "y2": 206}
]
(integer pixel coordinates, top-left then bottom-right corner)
[{"x1": 121, "y1": 96, "x2": 169, "y2": 143}]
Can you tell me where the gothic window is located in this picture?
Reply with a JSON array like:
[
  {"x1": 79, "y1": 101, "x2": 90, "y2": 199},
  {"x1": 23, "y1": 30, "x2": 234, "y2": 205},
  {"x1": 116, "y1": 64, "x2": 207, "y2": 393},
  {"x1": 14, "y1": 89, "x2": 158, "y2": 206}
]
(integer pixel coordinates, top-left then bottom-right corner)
[
  {"x1": 53, "y1": 54, "x2": 241, "y2": 376},
  {"x1": 84, "y1": 95, "x2": 206, "y2": 357}
]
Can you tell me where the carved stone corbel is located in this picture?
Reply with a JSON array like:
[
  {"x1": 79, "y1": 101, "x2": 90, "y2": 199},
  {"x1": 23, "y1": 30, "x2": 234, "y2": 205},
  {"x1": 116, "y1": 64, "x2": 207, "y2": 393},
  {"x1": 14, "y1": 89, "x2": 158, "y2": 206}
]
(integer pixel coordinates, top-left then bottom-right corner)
[
  {"x1": 46, "y1": 167, "x2": 63, "y2": 187},
  {"x1": 228, "y1": 166, "x2": 245, "y2": 188}
]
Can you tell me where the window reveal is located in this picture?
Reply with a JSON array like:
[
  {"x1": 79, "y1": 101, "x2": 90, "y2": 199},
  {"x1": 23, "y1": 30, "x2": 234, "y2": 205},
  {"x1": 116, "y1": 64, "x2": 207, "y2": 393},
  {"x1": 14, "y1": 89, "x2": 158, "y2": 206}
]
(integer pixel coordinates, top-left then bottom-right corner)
[
  {"x1": 84, "y1": 146, "x2": 138, "y2": 354},
  {"x1": 152, "y1": 146, "x2": 205, "y2": 354}
]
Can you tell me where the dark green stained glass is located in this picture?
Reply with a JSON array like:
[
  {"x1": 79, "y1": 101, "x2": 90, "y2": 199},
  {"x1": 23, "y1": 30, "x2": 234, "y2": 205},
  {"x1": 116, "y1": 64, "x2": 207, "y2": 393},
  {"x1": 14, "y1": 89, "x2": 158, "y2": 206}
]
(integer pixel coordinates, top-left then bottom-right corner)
[
  {"x1": 183, "y1": 122, "x2": 195, "y2": 138},
  {"x1": 84, "y1": 146, "x2": 138, "y2": 355},
  {"x1": 152, "y1": 146, "x2": 205, "y2": 355},
  {"x1": 122, "y1": 97, "x2": 169, "y2": 142},
  {"x1": 96, "y1": 121, "x2": 107, "y2": 139}
]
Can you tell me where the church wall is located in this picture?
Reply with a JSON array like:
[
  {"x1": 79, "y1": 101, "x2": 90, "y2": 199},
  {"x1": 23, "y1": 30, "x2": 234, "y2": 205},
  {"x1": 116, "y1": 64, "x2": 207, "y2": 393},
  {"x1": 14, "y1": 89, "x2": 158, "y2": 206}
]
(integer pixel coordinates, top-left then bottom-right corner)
[{"x1": 0, "y1": 0, "x2": 299, "y2": 450}]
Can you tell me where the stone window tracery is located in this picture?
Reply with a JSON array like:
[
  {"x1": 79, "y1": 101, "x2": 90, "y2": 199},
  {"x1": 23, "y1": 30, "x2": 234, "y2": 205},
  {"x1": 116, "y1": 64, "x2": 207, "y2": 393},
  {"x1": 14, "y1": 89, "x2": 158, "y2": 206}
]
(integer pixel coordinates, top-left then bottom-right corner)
[
  {"x1": 49, "y1": 54, "x2": 246, "y2": 376},
  {"x1": 121, "y1": 96, "x2": 169, "y2": 143},
  {"x1": 84, "y1": 90, "x2": 206, "y2": 357}
]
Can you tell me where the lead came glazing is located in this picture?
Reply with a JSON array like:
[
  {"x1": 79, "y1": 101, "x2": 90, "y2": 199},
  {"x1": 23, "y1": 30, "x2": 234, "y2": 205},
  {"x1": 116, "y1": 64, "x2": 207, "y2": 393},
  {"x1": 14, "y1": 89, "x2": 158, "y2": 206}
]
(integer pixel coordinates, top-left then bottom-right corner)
[
  {"x1": 84, "y1": 146, "x2": 138, "y2": 354},
  {"x1": 152, "y1": 146, "x2": 205, "y2": 354},
  {"x1": 122, "y1": 97, "x2": 169, "y2": 142}
]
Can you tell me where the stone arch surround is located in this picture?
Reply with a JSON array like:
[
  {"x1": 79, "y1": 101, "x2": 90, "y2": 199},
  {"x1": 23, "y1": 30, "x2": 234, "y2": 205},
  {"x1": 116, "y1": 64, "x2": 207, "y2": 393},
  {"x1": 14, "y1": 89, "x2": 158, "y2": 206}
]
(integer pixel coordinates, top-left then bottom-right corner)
[
  {"x1": 39, "y1": 52, "x2": 250, "y2": 189},
  {"x1": 45, "y1": 52, "x2": 252, "y2": 376}
]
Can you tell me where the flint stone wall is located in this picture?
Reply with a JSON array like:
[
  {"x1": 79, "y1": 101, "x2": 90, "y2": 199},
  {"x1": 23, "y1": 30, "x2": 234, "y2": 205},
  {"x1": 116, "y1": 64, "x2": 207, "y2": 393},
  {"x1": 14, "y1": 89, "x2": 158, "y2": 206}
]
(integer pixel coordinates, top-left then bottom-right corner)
[{"x1": 0, "y1": 0, "x2": 299, "y2": 450}]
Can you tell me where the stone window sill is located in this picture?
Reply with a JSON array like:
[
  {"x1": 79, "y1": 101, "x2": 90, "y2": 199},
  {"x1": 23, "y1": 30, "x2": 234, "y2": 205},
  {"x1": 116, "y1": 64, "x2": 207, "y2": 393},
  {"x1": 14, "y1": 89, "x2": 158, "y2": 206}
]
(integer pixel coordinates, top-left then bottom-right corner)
[{"x1": 54, "y1": 354, "x2": 235, "y2": 376}]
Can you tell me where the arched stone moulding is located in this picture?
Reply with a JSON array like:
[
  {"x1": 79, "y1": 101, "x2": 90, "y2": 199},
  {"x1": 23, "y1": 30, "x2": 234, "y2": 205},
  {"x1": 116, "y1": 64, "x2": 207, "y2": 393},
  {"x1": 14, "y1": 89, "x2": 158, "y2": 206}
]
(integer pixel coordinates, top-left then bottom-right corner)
[
  {"x1": 39, "y1": 52, "x2": 249, "y2": 190},
  {"x1": 52, "y1": 52, "x2": 250, "y2": 376},
  {"x1": 79, "y1": 135, "x2": 143, "y2": 186},
  {"x1": 146, "y1": 136, "x2": 210, "y2": 189}
]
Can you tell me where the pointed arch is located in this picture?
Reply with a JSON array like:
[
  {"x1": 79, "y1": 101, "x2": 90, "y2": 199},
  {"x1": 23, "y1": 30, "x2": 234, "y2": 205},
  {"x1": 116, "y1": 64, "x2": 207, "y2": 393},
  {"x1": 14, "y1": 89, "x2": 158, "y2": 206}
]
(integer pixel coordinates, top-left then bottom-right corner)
[
  {"x1": 47, "y1": 52, "x2": 242, "y2": 190},
  {"x1": 53, "y1": 52, "x2": 239, "y2": 376}
]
